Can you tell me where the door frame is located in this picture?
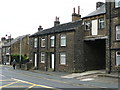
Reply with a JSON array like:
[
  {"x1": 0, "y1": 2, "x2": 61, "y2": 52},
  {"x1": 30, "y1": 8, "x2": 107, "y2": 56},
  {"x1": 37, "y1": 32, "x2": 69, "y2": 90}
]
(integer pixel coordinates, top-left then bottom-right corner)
[
  {"x1": 34, "y1": 53, "x2": 37, "y2": 68},
  {"x1": 50, "y1": 53, "x2": 55, "y2": 70}
]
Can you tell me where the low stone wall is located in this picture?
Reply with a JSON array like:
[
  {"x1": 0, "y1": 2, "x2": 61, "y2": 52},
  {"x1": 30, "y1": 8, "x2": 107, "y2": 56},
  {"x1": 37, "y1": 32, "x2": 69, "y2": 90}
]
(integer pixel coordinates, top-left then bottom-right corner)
[{"x1": 16, "y1": 62, "x2": 33, "y2": 70}]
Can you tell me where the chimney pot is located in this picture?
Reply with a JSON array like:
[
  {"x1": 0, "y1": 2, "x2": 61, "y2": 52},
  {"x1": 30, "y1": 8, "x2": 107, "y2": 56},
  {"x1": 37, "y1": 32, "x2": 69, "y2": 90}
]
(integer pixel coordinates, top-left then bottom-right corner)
[
  {"x1": 38, "y1": 25, "x2": 43, "y2": 31},
  {"x1": 73, "y1": 7, "x2": 75, "y2": 14},
  {"x1": 54, "y1": 16, "x2": 60, "y2": 26},
  {"x1": 1, "y1": 37, "x2": 6, "y2": 41},
  {"x1": 78, "y1": 6, "x2": 80, "y2": 15},
  {"x1": 72, "y1": 6, "x2": 81, "y2": 22},
  {"x1": 96, "y1": 2, "x2": 104, "y2": 9}
]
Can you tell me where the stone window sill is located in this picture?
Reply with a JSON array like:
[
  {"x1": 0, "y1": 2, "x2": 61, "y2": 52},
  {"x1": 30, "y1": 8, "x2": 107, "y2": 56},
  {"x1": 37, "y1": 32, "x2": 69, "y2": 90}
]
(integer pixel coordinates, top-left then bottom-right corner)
[{"x1": 114, "y1": 40, "x2": 120, "y2": 42}]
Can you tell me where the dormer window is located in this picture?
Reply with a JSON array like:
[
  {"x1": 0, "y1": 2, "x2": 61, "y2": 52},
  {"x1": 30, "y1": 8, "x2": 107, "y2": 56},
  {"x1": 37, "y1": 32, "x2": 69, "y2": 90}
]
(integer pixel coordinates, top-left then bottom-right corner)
[{"x1": 115, "y1": 0, "x2": 120, "y2": 8}]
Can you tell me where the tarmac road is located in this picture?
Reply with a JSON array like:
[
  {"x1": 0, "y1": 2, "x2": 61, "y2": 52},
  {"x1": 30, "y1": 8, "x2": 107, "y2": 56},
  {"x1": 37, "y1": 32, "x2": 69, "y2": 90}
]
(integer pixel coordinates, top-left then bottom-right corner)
[{"x1": 0, "y1": 65, "x2": 119, "y2": 90}]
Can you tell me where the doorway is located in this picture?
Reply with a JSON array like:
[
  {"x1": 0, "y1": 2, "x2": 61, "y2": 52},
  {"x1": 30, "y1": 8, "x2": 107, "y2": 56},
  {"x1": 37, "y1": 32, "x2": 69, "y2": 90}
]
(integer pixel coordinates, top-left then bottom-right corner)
[
  {"x1": 34, "y1": 53, "x2": 37, "y2": 68},
  {"x1": 50, "y1": 53, "x2": 55, "y2": 70},
  {"x1": 92, "y1": 19, "x2": 98, "y2": 35},
  {"x1": 84, "y1": 39, "x2": 106, "y2": 71}
]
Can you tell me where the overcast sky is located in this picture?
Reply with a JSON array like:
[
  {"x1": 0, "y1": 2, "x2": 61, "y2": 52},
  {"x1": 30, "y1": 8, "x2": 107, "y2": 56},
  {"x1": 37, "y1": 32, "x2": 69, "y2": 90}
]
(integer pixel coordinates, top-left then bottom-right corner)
[{"x1": 0, "y1": 0, "x2": 105, "y2": 39}]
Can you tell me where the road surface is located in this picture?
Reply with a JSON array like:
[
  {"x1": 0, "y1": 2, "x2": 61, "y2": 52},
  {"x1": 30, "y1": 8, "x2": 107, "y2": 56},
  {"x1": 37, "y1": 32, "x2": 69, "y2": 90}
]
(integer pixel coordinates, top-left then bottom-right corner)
[{"x1": 0, "y1": 65, "x2": 119, "y2": 90}]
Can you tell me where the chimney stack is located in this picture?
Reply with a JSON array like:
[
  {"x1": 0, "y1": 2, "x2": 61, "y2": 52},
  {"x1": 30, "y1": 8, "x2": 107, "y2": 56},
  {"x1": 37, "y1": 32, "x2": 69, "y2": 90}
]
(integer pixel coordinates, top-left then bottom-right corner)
[
  {"x1": 72, "y1": 6, "x2": 81, "y2": 22},
  {"x1": 54, "y1": 16, "x2": 60, "y2": 26},
  {"x1": 1, "y1": 37, "x2": 6, "y2": 41},
  {"x1": 38, "y1": 25, "x2": 43, "y2": 31},
  {"x1": 96, "y1": 2, "x2": 104, "y2": 9}
]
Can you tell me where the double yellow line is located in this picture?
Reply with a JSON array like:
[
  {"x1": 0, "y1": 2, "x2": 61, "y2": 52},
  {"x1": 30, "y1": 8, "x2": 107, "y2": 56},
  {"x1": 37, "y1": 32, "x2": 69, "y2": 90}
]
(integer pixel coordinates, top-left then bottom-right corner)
[
  {"x1": 12, "y1": 78, "x2": 57, "y2": 90},
  {"x1": 0, "y1": 81, "x2": 19, "y2": 88},
  {"x1": 0, "y1": 78, "x2": 57, "y2": 90}
]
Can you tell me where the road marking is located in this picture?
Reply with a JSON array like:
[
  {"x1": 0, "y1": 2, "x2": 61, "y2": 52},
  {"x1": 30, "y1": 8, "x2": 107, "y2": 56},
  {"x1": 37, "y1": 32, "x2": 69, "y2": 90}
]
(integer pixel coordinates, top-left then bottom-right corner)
[
  {"x1": 10, "y1": 71, "x2": 93, "y2": 88},
  {"x1": 80, "y1": 78, "x2": 94, "y2": 81},
  {"x1": 4, "y1": 85, "x2": 31, "y2": 88},
  {"x1": 25, "y1": 84, "x2": 37, "y2": 90},
  {"x1": 6, "y1": 68, "x2": 107, "y2": 88},
  {"x1": 0, "y1": 81, "x2": 19, "y2": 88},
  {"x1": 4, "y1": 68, "x2": 9, "y2": 70},
  {"x1": 12, "y1": 78, "x2": 55, "y2": 89},
  {"x1": 0, "y1": 79, "x2": 14, "y2": 81}
]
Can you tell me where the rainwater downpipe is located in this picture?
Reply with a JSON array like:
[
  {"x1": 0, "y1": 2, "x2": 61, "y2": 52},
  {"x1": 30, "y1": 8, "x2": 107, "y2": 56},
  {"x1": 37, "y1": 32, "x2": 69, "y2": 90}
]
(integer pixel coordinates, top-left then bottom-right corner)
[{"x1": 108, "y1": 2, "x2": 111, "y2": 73}]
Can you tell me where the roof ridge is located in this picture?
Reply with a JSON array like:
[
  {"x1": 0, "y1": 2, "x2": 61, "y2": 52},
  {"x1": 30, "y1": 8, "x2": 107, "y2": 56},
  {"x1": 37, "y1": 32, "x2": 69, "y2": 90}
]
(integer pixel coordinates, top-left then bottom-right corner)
[{"x1": 30, "y1": 20, "x2": 82, "y2": 37}]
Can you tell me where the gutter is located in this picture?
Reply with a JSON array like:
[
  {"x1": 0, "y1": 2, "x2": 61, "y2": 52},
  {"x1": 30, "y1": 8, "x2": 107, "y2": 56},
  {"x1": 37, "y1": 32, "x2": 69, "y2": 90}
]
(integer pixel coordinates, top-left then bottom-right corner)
[{"x1": 82, "y1": 13, "x2": 106, "y2": 19}]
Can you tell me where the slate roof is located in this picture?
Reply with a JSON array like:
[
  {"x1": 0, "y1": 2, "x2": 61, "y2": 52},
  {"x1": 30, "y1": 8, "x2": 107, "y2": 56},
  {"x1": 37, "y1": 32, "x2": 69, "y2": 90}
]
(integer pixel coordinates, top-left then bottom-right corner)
[
  {"x1": 83, "y1": 4, "x2": 106, "y2": 18},
  {"x1": 3, "y1": 34, "x2": 29, "y2": 47},
  {"x1": 30, "y1": 20, "x2": 82, "y2": 37}
]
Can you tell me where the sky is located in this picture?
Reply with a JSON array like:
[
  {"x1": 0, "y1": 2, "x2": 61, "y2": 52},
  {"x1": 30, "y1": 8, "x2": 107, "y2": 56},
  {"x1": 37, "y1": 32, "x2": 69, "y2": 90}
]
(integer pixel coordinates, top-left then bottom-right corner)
[{"x1": 0, "y1": 0, "x2": 105, "y2": 39}]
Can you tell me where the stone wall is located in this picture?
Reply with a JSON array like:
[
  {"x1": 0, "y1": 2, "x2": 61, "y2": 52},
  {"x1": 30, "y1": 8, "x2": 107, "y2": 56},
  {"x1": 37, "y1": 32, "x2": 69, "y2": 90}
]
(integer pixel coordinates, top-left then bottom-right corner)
[{"x1": 106, "y1": 1, "x2": 120, "y2": 73}]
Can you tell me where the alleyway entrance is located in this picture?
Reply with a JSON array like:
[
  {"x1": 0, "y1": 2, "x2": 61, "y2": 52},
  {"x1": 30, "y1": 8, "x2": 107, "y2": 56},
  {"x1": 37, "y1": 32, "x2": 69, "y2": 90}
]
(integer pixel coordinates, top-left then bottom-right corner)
[{"x1": 84, "y1": 39, "x2": 106, "y2": 71}]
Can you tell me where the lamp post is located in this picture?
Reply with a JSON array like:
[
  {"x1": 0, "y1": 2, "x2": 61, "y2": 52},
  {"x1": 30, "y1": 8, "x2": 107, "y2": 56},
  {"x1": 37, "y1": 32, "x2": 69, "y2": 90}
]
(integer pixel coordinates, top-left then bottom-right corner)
[
  {"x1": 19, "y1": 38, "x2": 22, "y2": 68},
  {"x1": 6, "y1": 33, "x2": 11, "y2": 65}
]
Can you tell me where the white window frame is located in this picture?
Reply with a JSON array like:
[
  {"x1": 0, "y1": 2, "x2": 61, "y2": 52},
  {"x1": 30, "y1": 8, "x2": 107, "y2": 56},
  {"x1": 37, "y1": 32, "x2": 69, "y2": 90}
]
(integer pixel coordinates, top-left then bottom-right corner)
[
  {"x1": 115, "y1": 0, "x2": 120, "y2": 8},
  {"x1": 41, "y1": 38, "x2": 45, "y2": 47},
  {"x1": 60, "y1": 52, "x2": 66, "y2": 65},
  {"x1": 99, "y1": 18, "x2": 104, "y2": 29},
  {"x1": 50, "y1": 36, "x2": 55, "y2": 47},
  {"x1": 85, "y1": 21, "x2": 91, "y2": 31},
  {"x1": 116, "y1": 51, "x2": 120, "y2": 66},
  {"x1": 116, "y1": 25, "x2": 120, "y2": 40},
  {"x1": 60, "y1": 34, "x2": 66, "y2": 46},
  {"x1": 34, "y1": 38, "x2": 37, "y2": 48},
  {"x1": 41, "y1": 52, "x2": 45, "y2": 63}
]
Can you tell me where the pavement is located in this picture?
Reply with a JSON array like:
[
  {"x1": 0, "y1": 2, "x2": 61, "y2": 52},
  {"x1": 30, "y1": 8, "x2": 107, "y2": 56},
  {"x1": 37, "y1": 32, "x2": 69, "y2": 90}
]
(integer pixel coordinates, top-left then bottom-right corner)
[
  {"x1": 1, "y1": 64, "x2": 120, "y2": 79},
  {"x1": 30, "y1": 69, "x2": 120, "y2": 80}
]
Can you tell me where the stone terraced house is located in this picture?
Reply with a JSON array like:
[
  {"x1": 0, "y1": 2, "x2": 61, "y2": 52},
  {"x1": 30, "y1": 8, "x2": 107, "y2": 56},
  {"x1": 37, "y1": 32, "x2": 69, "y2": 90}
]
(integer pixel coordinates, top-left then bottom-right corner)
[
  {"x1": 29, "y1": 1, "x2": 120, "y2": 73},
  {"x1": 2, "y1": 34, "x2": 30, "y2": 65},
  {"x1": 30, "y1": 8, "x2": 85, "y2": 72},
  {"x1": 106, "y1": 0, "x2": 120, "y2": 73},
  {"x1": 82, "y1": 2, "x2": 107, "y2": 71}
]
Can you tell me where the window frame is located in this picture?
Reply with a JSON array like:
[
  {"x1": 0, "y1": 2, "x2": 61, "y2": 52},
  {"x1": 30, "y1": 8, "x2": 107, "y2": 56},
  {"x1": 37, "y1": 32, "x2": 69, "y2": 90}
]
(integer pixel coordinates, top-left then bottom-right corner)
[
  {"x1": 115, "y1": 0, "x2": 120, "y2": 8},
  {"x1": 50, "y1": 36, "x2": 55, "y2": 47},
  {"x1": 34, "y1": 38, "x2": 37, "y2": 48},
  {"x1": 41, "y1": 52, "x2": 45, "y2": 63},
  {"x1": 99, "y1": 18, "x2": 104, "y2": 29},
  {"x1": 116, "y1": 51, "x2": 120, "y2": 66},
  {"x1": 41, "y1": 38, "x2": 45, "y2": 47},
  {"x1": 60, "y1": 52, "x2": 66, "y2": 65},
  {"x1": 116, "y1": 25, "x2": 120, "y2": 40},
  {"x1": 60, "y1": 34, "x2": 66, "y2": 47},
  {"x1": 85, "y1": 21, "x2": 91, "y2": 31}
]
